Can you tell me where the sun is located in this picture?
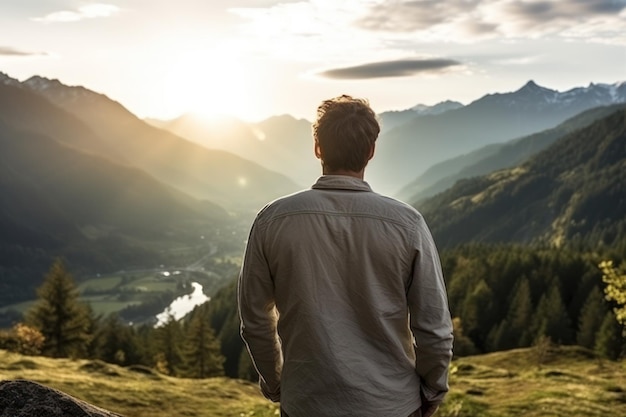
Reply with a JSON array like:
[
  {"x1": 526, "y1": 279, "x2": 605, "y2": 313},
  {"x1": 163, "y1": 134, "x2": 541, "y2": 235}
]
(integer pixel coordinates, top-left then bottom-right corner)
[{"x1": 160, "y1": 45, "x2": 255, "y2": 121}]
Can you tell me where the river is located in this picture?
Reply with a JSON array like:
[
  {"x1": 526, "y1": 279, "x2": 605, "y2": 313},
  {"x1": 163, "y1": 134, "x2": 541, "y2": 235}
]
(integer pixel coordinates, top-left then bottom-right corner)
[{"x1": 155, "y1": 282, "x2": 209, "y2": 327}]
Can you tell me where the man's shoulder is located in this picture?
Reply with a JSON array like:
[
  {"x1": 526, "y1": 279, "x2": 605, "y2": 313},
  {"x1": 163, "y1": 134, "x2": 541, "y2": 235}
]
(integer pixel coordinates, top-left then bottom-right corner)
[
  {"x1": 254, "y1": 189, "x2": 315, "y2": 220},
  {"x1": 372, "y1": 193, "x2": 425, "y2": 223}
]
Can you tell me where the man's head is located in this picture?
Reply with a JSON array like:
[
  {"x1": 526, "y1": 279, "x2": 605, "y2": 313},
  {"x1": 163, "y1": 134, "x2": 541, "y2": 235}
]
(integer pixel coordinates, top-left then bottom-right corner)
[{"x1": 312, "y1": 95, "x2": 380, "y2": 175}]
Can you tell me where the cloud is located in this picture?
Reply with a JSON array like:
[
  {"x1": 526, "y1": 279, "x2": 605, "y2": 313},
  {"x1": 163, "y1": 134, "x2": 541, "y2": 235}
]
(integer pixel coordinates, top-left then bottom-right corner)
[
  {"x1": 32, "y1": 3, "x2": 120, "y2": 23},
  {"x1": 356, "y1": 0, "x2": 477, "y2": 32},
  {"x1": 503, "y1": 0, "x2": 626, "y2": 20},
  {"x1": 354, "y1": 0, "x2": 626, "y2": 43},
  {"x1": 317, "y1": 58, "x2": 462, "y2": 79},
  {"x1": 0, "y1": 46, "x2": 46, "y2": 56}
]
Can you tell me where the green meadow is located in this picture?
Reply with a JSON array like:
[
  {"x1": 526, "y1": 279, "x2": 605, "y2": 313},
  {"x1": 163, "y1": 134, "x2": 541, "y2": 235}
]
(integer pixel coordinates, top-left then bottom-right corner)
[{"x1": 1, "y1": 345, "x2": 624, "y2": 417}]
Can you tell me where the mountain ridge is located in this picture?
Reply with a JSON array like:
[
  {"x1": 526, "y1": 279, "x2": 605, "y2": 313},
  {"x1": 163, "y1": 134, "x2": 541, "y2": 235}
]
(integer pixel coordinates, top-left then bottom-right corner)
[
  {"x1": 398, "y1": 102, "x2": 626, "y2": 203},
  {"x1": 369, "y1": 79, "x2": 626, "y2": 194},
  {"x1": 419, "y1": 107, "x2": 626, "y2": 248},
  {"x1": 11, "y1": 73, "x2": 300, "y2": 210}
]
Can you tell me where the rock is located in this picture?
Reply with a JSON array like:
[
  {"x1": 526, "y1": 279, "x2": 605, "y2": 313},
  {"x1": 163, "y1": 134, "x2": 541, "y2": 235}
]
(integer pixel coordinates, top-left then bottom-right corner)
[{"x1": 0, "y1": 379, "x2": 123, "y2": 417}]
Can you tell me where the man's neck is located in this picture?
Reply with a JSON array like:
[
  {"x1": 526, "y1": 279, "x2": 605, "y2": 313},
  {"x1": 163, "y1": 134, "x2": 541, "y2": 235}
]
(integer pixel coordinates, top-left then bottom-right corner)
[{"x1": 322, "y1": 168, "x2": 365, "y2": 179}]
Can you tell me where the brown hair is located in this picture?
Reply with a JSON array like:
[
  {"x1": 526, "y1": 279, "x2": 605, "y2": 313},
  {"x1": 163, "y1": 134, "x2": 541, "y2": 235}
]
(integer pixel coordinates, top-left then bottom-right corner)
[{"x1": 312, "y1": 95, "x2": 380, "y2": 172}]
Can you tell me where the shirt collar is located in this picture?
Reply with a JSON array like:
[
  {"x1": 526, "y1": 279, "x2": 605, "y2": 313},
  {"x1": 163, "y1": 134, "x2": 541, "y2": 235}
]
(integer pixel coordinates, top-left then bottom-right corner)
[{"x1": 311, "y1": 175, "x2": 373, "y2": 192}]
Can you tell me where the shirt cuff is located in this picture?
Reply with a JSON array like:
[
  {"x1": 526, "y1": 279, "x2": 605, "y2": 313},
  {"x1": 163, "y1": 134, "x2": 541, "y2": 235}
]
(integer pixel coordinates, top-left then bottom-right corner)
[{"x1": 260, "y1": 379, "x2": 281, "y2": 402}]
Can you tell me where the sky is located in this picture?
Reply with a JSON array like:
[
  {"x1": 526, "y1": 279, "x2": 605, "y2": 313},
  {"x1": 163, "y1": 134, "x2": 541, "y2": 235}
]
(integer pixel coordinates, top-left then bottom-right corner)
[{"x1": 1, "y1": 0, "x2": 625, "y2": 122}]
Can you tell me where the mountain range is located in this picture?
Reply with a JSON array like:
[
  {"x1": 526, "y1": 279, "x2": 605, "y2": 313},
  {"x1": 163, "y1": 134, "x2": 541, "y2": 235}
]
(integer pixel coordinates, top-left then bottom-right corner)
[
  {"x1": 0, "y1": 72, "x2": 298, "y2": 305},
  {"x1": 14, "y1": 75, "x2": 300, "y2": 210},
  {"x1": 368, "y1": 80, "x2": 626, "y2": 194},
  {"x1": 1, "y1": 69, "x2": 626, "y2": 308},
  {"x1": 398, "y1": 102, "x2": 626, "y2": 203},
  {"x1": 149, "y1": 80, "x2": 626, "y2": 196},
  {"x1": 418, "y1": 107, "x2": 626, "y2": 249},
  {"x1": 147, "y1": 113, "x2": 319, "y2": 188}
]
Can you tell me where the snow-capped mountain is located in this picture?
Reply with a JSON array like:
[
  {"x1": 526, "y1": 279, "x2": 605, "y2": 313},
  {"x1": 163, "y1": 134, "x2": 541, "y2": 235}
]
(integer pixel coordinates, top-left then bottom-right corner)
[
  {"x1": 369, "y1": 79, "x2": 626, "y2": 194},
  {"x1": 475, "y1": 80, "x2": 626, "y2": 110}
]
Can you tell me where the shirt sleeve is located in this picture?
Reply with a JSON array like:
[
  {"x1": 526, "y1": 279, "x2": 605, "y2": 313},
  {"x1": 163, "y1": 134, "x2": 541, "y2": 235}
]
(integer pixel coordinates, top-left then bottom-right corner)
[
  {"x1": 238, "y1": 220, "x2": 283, "y2": 402},
  {"x1": 407, "y1": 217, "x2": 454, "y2": 404}
]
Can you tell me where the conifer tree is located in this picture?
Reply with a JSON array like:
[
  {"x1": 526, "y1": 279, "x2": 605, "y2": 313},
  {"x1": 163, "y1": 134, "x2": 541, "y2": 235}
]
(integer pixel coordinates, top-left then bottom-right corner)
[
  {"x1": 594, "y1": 311, "x2": 624, "y2": 360},
  {"x1": 204, "y1": 280, "x2": 245, "y2": 377},
  {"x1": 93, "y1": 314, "x2": 141, "y2": 365},
  {"x1": 26, "y1": 259, "x2": 91, "y2": 358},
  {"x1": 461, "y1": 279, "x2": 494, "y2": 349},
  {"x1": 181, "y1": 308, "x2": 224, "y2": 378},
  {"x1": 529, "y1": 282, "x2": 574, "y2": 345},
  {"x1": 577, "y1": 286, "x2": 607, "y2": 349},
  {"x1": 154, "y1": 314, "x2": 183, "y2": 376},
  {"x1": 508, "y1": 277, "x2": 534, "y2": 347},
  {"x1": 490, "y1": 277, "x2": 533, "y2": 351}
]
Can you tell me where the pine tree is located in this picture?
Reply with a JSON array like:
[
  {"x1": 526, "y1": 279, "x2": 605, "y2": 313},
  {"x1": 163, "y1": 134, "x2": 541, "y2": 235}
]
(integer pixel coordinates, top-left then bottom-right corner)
[
  {"x1": 93, "y1": 314, "x2": 141, "y2": 365},
  {"x1": 180, "y1": 308, "x2": 224, "y2": 378},
  {"x1": 490, "y1": 277, "x2": 533, "y2": 351},
  {"x1": 529, "y1": 281, "x2": 574, "y2": 345},
  {"x1": 26, "y1": 259, "x2": 91, "y2": 358},
  {"x1": 594, "y1": 311, "x2": 624, "y2": 360},
  {"x1": 577, "y1": 286, "x2": 607, "y2": 349},
  {"x1": 508, "y1": 277, "x2": 534, "y2": 347},
  {"x1": 461, "y1": 279, "x2": 494, "y2": 350},
  {"x1": 154, "y1": 314, "x2": 183, "y2": 376}
]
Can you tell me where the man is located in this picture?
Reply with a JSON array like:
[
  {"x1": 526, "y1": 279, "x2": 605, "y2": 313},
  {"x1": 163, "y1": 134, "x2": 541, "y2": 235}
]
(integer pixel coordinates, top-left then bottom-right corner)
[{"x1": 238, "y1": 95, "x2": 453, "y2": 417}]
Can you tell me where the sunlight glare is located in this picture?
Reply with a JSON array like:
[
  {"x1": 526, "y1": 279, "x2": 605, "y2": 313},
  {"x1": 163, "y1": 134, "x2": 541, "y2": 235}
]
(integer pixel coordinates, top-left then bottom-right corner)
[
  {"x1": 252, "y1": 127, "x2": 266, "y2": 141},
  {"x1": 162, "y1": 44, "x2": 251, "y2": 120}
]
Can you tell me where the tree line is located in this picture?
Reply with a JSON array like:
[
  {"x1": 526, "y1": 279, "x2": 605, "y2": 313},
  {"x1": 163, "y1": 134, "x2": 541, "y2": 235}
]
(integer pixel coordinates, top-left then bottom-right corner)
[
  {"x1": 0, "y1": 259, "x2": 226, "y2": 379},
  {"x1": 2, "y1": 245, "x2": 625, "y2": 381},
  {"x1": 441, "y1": 244, "x2": 625, "y2": 359}
]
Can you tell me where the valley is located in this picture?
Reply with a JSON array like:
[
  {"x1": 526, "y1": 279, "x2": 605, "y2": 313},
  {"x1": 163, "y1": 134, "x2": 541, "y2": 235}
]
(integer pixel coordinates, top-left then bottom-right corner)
[
  {"x1": 0, "y1": 215, "x2": 249, "y2": 327},
  {"x1": 1, "y1": 71, "x2": 625, "y2": 403}
]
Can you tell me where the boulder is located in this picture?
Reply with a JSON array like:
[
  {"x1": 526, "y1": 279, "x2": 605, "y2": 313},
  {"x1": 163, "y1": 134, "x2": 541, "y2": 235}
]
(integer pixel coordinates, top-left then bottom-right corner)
[{"x1": 0, "y1": 379, "x2": 123, "y2": 417}]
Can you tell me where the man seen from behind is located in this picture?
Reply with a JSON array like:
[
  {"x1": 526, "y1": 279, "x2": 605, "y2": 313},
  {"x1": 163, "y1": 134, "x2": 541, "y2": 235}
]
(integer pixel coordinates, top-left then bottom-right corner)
[{"x1": 238, "y1": 95, "x2": 454, "y2": 417}]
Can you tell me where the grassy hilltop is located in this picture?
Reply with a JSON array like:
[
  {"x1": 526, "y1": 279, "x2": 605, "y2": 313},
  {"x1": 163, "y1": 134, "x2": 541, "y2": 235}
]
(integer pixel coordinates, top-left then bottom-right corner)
[{"x1": 1, "y1": 345, "x2": 625, "y2": 417}]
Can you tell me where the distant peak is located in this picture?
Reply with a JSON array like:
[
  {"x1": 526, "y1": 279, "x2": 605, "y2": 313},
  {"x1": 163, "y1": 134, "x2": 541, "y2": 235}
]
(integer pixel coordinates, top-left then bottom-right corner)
[
  {"x1": 24, "y1": 75, "x2": 64, "y2": 90},
  {"x1": 522, "y1": 80, "x2": 540, "y2": 89},
  {"x1": 411, "y1": 100, "x2": 464, "y2": 115},
  {"x1": 0, "y1": 72, "x2": 21, "y2": 87},
  {"x1": 516, "y1": 80, "x2": 556, "y2": 96}
]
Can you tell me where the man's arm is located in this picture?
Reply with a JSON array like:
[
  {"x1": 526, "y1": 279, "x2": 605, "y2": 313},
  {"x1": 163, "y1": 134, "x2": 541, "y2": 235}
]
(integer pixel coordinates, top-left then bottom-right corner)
[
  {"x1": 408, "y1": 218, "x2": 454, "y2": 410},
  {"x1": 238, "y1": 221, "x2": 283, "y2": 401}
]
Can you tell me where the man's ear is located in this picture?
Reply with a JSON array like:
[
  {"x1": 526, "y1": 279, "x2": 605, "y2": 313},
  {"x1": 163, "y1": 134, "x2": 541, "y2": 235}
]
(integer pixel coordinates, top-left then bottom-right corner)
[{"x1": 314, "y1": 140, "x2": 322, "y2": 159}]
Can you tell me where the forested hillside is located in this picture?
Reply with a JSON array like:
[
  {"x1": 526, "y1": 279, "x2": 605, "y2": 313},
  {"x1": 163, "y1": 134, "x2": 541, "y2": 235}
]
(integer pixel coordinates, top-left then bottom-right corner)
[
  {"x1": 419, "y1": 108, "x2": 626, "y2": 249},
  {"x1": 399, "y1": 103, "x2": 626, "y2": 203}
]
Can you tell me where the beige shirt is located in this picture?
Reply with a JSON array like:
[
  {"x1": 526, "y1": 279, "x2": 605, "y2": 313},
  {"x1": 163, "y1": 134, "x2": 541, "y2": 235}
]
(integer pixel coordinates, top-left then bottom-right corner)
[{"x1": 238, "y1": 175, "x2": 453, "y2": 417}]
